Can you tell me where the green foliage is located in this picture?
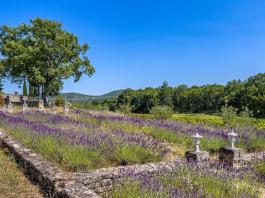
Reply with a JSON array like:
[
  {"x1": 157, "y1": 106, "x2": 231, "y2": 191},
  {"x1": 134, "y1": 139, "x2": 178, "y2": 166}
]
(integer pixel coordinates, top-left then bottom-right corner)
[
  {"x1": 255, "y1": 161, "x2": 265, "y2": 177},
  {"x1": 0, "y1": 80, "x2": 3, "y2": 93},
  {"x1": 117, "y1": 104, "x2": 131, "y2": 114},
  {"x1": 244, "y1": 73, "x2": 265, "y2": 117},
  {"x1": 72, "y1": 102, "x2": 109, "y2": 111},
  {"x1": 158, "y1": 81, "x2": 173, "y2": 107},
  {"x1": 0, "y1": 93, "x2": 5, "y2": 106},
  {"x1": 255, "y1": 119, "x2": 265, "y2": 129},
  {"x1": 113, "y1": 144, "x2": 161, "y2": 166},
  {"x1": 23, "y1": 78, "x2": 28, "y2": 96},
  {"x1": 67, "y1": 73, "x2": 265, "y2": 118},
  {"x1": 200, "y1": 137, "x2": 227, "y2": 153},
  {"x1": 0, "y1": 18, "x2": 95, "y2": 103},
  {"x1": 54, "y1": 95, "x2": 65, "y2": 106},
  {"x1": 130, "y1": 88, "x2": 158, "y2": 114},
  {"x1": 150, "y1": 105, "x2": 173, "y2": 120},
  {"x1": 220, "y1": 106, "x2": 238, "y2": 128},
  {"x1": 171, "y1": 114, "x2": 224, "y2": 126},
  {"x1": 117, "y1": 89, "x2": 134, "y2": 107}
]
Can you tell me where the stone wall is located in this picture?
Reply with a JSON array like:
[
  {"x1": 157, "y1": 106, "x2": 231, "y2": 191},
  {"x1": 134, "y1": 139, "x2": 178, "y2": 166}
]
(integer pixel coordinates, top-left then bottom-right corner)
[
  {"x1": 0, "y1": 131, "x2": 100, "y2": 198},
  {"x1": 0, "y1": 129, "x2": 185, "y2": 197},
  {"x1": 72, "y1": 159, "x2": 184, "y2": 195}
]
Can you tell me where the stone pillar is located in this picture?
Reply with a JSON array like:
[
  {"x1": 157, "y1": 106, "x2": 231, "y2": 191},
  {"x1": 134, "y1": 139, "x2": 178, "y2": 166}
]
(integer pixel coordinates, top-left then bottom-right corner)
[
  {"x1": 219, "y1": 147, "x2": 244, "y2": 168},
  {"x1": 7, "y1": 100, "x2": 13, "y2": 113},
  {"x1": 22, "y1": 100, "x2": 28, "y2": 113},
  {"x1": 38, "y1": 100, "x2": 44, "y2": 111},
  {"x1": 185, "y1": 132, "x2": 209, "y2": 163},
  {"x1": 51, "y1": 102, "x2": 57, "y2": 114},
  {"x1": 64, "y1": 101, "x2": 70, "y2": 115},
  {"x1": 185, "y1": 151, "x2": 209, "y2": 163}
]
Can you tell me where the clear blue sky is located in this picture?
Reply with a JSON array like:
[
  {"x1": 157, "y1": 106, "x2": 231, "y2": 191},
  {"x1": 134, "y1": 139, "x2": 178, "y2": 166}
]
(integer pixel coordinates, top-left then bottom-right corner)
[{"x1": 1, "y1": 0, "x2": 264, "y2": 95}]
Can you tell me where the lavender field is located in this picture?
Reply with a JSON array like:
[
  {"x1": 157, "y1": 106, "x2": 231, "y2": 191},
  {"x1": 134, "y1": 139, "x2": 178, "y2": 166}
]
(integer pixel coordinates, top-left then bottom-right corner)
[
  {"x1": 0, "y1": 109, "x2": 265, "y2": 171},
  {"x1": 1, "y1": 109, "x2": 265, "y2": 197}
]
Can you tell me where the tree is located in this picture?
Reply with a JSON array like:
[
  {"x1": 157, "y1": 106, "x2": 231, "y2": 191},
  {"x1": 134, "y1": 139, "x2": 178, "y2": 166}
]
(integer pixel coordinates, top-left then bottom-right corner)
[
  {"x1": 117, "y1": 89, "x2": 134, "y2": 107},
  {"x1": 244, "y1": 73, "x2": 265, "y2": 117},
  {"x1": 131, "y1": 88, "x2": 158, "y2": 114},
  {"x1": 158, "y1": 81, "x2": 173, "y2": 107},
  {"x1": 172, "y1": 84, "x2": 188, "y2": 112},
  {"x1": 0, "y1": 81, "x2": 2, "y2": 93},
  {"x1": 23, "y1": 78, "x2": 28, "y2": 96},
  {"x1": 0, "y1": 18, "x2": 95, "y2": 104},
  {"x1": 29, "y1": 83, "x2": 35, "y2": 97}
]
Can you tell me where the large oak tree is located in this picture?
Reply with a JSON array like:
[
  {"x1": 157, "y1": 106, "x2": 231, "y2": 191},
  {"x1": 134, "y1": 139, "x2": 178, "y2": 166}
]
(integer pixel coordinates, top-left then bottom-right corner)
[{"x1": 0, "y1": 18, "x2": 95, "y2": 103}]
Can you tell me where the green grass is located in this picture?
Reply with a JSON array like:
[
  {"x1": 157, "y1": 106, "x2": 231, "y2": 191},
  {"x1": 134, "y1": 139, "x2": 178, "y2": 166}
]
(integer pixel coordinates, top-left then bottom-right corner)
[
  {"x1": 132, "y1": 112, "x2": 265, "y2": 130},
  {"x1": 112, "y1": 144, "x2": 162, "y2": 166},
  {"x1": 171, "y1": 113, "x2": 224, "y2": 126},
  {"x1": 0, "y1": 149, "x2": 42, "y2": 198},
  {"x1": 75, "y1": 116, "x2": 228, "y2": 155},
  {"x1": 255, "y1": 161, "x2": 265, "y2": 177}
]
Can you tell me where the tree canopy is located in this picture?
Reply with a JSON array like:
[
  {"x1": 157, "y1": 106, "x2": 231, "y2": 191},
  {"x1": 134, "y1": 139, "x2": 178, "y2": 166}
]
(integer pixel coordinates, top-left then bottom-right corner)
[
  {"x1": 0, "y1": 18, "x2": 95, "y2": 102},
  {"x1": 97, "y1": 73, "x2": 265, "y2": 117}
]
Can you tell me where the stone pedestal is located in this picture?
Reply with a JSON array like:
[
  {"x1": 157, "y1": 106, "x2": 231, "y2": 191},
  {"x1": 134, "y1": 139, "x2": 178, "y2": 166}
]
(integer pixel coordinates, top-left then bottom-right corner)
[
  {"x1": 38, "y1": 100, "x2": 44, "y2": 111},
  {"x1": 219, "y1": 147, "x2": 244, "y2": 168},
  {"x1": 51, "y1": 105, "x2": 57, "y2": 114},
  {"x1": 64, "y1": 102, "x2": 70, "y2": 115},
  {"x1": 7, "y1": 103, "x2": 13, "y2": 113},
  {"x1": 22, "y1": 103, "x2": 28, "y2": 113},
  {"x1": 185, "y1": 151, "x2": 209, "y2": 163}
]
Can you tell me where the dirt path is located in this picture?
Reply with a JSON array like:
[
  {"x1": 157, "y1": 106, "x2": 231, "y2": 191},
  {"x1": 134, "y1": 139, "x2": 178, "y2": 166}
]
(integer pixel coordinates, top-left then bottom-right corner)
[{"x1": 0, "y1": 149, "x2": 43, "y2": 198}]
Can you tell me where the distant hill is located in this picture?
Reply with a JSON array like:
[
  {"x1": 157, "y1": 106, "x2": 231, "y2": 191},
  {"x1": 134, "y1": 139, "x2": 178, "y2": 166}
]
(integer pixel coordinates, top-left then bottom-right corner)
[{"x1": 62, "y1": 90, "x2": 123, "y2": 102}]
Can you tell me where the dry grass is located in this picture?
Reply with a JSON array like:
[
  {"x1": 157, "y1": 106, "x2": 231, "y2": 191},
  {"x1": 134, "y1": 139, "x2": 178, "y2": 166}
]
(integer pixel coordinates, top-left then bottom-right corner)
[{"x1": 0, "y1": 149, "x2": 43, "y2": 198}]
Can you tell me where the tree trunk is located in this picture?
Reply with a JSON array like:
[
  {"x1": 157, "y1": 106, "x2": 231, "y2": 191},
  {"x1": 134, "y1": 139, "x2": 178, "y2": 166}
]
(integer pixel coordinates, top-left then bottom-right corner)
[{"x1": 42, "y1": 85, "x2": 48, "y2": 106}]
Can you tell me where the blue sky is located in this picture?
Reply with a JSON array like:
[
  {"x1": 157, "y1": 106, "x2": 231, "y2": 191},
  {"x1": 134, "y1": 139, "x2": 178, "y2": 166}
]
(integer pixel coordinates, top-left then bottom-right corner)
[{"x1": 1, "y1": 0, "x2": 264, "y2": 95}]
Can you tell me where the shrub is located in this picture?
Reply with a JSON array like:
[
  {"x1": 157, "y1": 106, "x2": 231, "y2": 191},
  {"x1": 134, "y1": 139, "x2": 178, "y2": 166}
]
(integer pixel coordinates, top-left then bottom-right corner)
[
  {"x1": 54, "y1": 95, "x2": 65, "y2": 106},
  {"x1": 220, "y1": 106, "x2": 238, "y2": 128},
  {"x1": 171, "y1": 114, "x2": 224, "y2": 126},
  {"x1": 150, "y1": 105, "x2": 173, "y2": 120},
  {"x1": 118, "y1": 104, "x2": 131, "y2": 114}
]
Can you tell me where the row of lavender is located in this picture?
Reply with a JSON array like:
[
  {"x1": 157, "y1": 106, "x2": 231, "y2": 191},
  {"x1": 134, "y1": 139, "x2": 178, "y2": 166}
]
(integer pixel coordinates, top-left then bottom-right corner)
[
  {"x1": 0, "y1": 111, "x2": 170, "y2": 170},
  {"x1": 105, "y1": 162, "x2": 261, "y2": 198},
  {"x1": 71, "y1": 109, "x2": 265, "y2": 152}
]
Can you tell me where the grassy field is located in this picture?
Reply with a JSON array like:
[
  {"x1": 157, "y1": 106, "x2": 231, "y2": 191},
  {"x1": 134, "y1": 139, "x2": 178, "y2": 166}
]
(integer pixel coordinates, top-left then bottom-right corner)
[{"x1": 0, "y1": 149, "x2": 42, "y2": 198}]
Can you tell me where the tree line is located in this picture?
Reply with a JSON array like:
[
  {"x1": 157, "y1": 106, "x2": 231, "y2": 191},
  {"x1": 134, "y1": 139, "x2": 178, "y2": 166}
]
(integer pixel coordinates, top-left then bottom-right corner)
[{"x1": 99, "y1": 73, "x2": 265, "y2": 118}]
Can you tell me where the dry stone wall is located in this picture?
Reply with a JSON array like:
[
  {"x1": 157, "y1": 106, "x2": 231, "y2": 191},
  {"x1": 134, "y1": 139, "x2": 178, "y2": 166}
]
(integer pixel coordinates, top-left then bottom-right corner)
[
  {"x1": 72, "y1": 159, "x2": 184, "y2": 195},
  {"x1": 0, "y1": 131, "x2": 100, "y2": 198}
]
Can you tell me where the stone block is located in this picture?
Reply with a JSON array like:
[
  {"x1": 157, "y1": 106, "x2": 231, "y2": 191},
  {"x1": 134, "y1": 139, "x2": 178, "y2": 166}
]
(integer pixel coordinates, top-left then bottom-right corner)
[
  {"x1": 185, "y1": 151, "x2": 209, "y2": 163},
  {"x1": 219, "y1": 147, "x2": 245, "y2": 168}
]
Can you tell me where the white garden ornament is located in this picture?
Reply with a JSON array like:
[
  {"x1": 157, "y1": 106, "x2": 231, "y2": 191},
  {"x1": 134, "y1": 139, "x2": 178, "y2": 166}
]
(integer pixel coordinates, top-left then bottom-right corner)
[
  {"x1": 228, "y1": 129, "x2": 238, "y2": 149},
  {"x1": 192, "y1": 132, "x2": 202, "y2": 152}
]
